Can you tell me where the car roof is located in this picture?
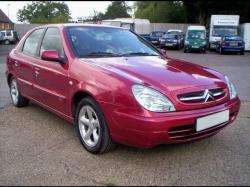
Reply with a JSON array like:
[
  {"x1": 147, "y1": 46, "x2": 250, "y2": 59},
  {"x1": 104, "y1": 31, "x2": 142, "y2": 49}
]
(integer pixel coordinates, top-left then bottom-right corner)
[{"x1": 35, "y1": 23, "x2": 126, "y2": 30}]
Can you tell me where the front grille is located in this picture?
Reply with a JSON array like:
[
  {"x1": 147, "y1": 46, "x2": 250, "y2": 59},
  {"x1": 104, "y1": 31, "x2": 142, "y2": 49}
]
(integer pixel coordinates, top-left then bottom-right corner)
[
  {"x1": 168, "y1": 123, "x2": 227, "y2": 141},
  {"x1": 178, "y1": 88, "x2": 225, "y2": 103}
]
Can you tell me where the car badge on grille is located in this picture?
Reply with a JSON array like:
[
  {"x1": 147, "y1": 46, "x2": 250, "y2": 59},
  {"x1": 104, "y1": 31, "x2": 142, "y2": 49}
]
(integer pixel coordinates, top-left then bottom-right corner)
[{"x1": 204, "y1": 89, "x2": 215, "y2": 102}]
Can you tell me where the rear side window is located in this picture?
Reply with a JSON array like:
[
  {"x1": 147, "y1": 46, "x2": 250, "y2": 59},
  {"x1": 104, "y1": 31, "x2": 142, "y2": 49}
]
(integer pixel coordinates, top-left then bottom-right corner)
[
  {"x1": 40, "y1": 27, "x2": 64, "y2": 57},
  {"x1": 1, "y1": 32, "x2": 5, "y2": 36},
  {"x1": 6, "y1": 31, "x2": 11, "y2": 36},
  {"x1": 22, "y1": 29, "x2": 45, "y2": 57}
]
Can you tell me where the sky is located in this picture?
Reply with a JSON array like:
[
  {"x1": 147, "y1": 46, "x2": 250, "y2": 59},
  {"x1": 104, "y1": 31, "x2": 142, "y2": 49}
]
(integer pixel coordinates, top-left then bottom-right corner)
[{"x1": 0, "y1": 1, "x2": 135, "y2": 23}]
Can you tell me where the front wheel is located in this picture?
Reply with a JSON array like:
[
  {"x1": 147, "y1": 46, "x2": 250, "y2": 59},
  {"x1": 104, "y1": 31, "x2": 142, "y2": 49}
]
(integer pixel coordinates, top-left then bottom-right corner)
[
  {"x1": 240, "y1": 51, "x2": 244, "y2": 55},
  {"x1": 75, "y1": 97, "x2": 116, "y2": 154},
  {"x1": 10, "y1": 77, "x2": 29, "y2": 107},
  {"x1": 4, "y1": 39, "x2": 10, "y2": 45}
]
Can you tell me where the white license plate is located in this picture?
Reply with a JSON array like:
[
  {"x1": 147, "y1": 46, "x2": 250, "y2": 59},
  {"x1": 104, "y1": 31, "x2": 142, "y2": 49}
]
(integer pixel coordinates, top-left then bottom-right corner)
[
  {"x1": 196, "y1": 110, "x2": 229, "y2": 132},
  {"x1": 152, "y1": 41, "x2": 158, "y2": 43},
  {"x1": 165, "y1": 43, "x2": 173, "y2": 46},
  {"x1": 192, "y1": 46, "x2": 199, "y2": 48}
]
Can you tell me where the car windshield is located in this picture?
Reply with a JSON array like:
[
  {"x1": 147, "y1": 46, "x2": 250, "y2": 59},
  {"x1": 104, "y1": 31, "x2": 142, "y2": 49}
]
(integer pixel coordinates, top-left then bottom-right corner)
[
  {"x1": 66, "y1": 26, "x2": 160, "y2": 58},
  {"x1": 151, "y1": 32, "x2": 165, "y2": 37},
  {"x1": 187, "y1": 30, "x2": 205, "y2": 39},
  {"x1": 163, "y1": 34, "x2": 178, "y2": 39},
  {"x1": 213, "y1": 26, "x2": 238, "y2": 37}
]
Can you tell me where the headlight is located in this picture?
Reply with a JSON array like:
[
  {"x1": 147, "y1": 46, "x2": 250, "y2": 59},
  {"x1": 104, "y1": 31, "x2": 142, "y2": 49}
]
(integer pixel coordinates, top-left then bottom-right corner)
[
  {"x1": 225, "y1": 76, "x2": 237, "y2": 99},
  {"x1": 132, "y1": 84, "x2": 176, "y2": 112},
  {"x1": 185, "y1": 41, "x2": 189, "y2": 45},
  {"x1": 202, "y1": 41, "x2": 206, "y2": 45},
  {"x1": 173, "y1": 39, "x2": 178, "y2": 43}
]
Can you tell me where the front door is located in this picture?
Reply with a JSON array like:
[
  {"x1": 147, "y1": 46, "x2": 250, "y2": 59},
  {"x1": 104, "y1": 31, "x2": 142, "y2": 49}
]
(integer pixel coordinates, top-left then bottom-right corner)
[{"x1": 32, "y1": 27, "x2": 70, "y2": 115}]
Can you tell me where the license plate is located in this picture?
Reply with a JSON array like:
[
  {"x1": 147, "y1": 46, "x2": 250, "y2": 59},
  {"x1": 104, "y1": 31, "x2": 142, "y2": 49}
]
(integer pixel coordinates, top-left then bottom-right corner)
[
  {"x1": 196, "y1": 110, "x2": 229, "y2": 132},
  {"x1": 151, "y1": 41, "x2": 158, "y2": 43},
  {"x1": 230, "y1": 42, "x2": 238, "y2": 46},
  {"x1": 165, "y1": 43, "x2": 173, "y2": 46},
  {"x1": 192, "y1": 46, "x2": 199, "y2": 48}
]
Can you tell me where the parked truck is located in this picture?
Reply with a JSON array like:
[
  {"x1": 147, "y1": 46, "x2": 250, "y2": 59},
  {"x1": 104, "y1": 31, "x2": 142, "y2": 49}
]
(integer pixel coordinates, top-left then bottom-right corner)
[
  {"x1": 209, "y1": 15, "x2": 240, "y2": 49},
  {"x1": 240, "y1": 23, "x2": 250, "y2": 51},
  {"x1": 101, "y1": 18, "x2": 151, "y2": 35}
]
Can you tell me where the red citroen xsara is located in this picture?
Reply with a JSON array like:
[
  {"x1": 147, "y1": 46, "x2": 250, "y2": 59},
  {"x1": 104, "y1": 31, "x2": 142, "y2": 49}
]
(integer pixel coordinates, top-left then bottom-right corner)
[{"x1": 6, "y1": 24, "x2": 240, "y2": 154}]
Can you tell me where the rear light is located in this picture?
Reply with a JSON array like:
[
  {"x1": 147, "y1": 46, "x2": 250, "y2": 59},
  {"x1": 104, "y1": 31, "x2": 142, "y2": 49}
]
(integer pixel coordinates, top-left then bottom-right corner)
[{"x1": 221, "y1": 42, "x2": 226, "y2": 46}]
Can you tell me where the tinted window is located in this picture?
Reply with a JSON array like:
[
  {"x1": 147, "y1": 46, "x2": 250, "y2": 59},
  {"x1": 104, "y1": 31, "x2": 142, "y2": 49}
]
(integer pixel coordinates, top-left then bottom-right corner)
[
  {"x1": 23, "y1": 29, "x2": 45, "y2": 57},
  {"x1": 1, "y1": 32, "x2": 5, "y2": 36},
  {"x1": 40, "y1": 28, "x2": 64, "y2": 57},
  {"x1": 6, "y1": 31, "x2": 11, "y2": 36},
  {"x1": 67, "y1": 27, "x2": 160, "y2": 58}
]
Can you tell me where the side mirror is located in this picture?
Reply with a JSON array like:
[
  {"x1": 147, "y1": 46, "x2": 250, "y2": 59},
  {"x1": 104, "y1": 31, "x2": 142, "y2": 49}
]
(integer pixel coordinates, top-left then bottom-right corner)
[
  {"x1": 160, "y1": 48, "x2": 167, "y2": 57},
  {"x1": 41, "y1": 50, "x2": 65, "y2": 64}
]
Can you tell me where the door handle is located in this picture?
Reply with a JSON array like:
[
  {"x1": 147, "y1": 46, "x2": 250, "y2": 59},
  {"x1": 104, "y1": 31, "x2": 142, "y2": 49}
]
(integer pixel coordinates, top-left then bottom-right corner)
[
  {"x1": 34, "y1": 70, "x2": 39, "y2": 77},
  {"x1": 14, "y1": 60, "x2": 19, "y2": 67}
]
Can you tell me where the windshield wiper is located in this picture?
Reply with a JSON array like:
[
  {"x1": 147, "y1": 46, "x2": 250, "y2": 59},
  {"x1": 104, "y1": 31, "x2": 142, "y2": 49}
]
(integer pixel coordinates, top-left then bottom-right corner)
[
  {"x1": 82, "y1": 52, "x2": 121, "y2": 57},
  {"x1": 123, "y1": 52, "x2": 158, "y2": 56}
]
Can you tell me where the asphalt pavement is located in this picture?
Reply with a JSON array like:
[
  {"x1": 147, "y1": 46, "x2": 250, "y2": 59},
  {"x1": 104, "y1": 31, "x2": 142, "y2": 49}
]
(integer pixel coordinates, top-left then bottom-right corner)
[{"x1": 0, "y1": 44, "x2": 250, "y2": 185}]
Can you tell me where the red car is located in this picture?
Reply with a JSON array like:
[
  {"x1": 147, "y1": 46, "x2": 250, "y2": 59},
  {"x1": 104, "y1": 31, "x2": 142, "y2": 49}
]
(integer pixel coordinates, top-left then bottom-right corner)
[{"x1": 6, "y1": 24, "x2": 240, "y2": 154}]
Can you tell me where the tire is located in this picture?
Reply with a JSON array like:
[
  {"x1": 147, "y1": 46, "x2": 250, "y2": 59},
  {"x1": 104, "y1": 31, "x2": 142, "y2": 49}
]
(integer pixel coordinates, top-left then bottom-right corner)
[
  {"x1": 240, "y1": 51, "x2": 244, "y2": 55},
  {"x1": 75, "y1": 97, "x2": 116, "y2": 154},
  {"x1": 10, "y1": 77, "x2": 29, "y2": 107},
  {"x1": 184, "y1": 47, "x2": 187, "y2": 53},
  {"x1": 4, "y1": 39, "x2": 10, "y2": 45}
]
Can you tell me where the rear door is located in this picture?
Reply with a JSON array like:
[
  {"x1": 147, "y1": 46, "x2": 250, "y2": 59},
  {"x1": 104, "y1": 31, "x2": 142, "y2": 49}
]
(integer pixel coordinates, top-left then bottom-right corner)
[
  {"x1": 14, "y1": 28, "x2": 45, "y2": 98},
  {"x1": 33, "y1": 27, "x2": 70, "y2": 115}
]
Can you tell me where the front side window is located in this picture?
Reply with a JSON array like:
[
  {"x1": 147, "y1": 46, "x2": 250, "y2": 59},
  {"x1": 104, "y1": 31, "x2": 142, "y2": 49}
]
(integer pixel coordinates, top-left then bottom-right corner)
[
  {"x1": 22, "y1": 29, "x2": 45, "y2": 57},
  {"x1": 66, "y1": 26, "x2": 160, "y2": 58},
  {"x1": 1, "y1": 32, "x2": 5, "y2": 36},
  {"x1": 40, "y1": 27, "x2": 64, "y2": 57}
]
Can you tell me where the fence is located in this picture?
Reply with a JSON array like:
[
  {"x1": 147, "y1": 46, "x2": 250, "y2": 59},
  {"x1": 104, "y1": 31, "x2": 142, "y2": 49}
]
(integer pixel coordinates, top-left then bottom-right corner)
[
  {"x1": 150, "y1": 23, "x2": 200, "y2": 33},
  {"x1": 14, "y1": 24, "x2": 43, "y2": 38},
  {"x1": 14, "y1": 23, "x2": 201, "y2": 38}
]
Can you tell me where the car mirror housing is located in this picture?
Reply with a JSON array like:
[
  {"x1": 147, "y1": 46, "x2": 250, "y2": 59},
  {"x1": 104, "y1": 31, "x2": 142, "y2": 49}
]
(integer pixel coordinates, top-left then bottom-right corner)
[{"x1": 41, "y1": 50, "x2": 65, "y2": 64}]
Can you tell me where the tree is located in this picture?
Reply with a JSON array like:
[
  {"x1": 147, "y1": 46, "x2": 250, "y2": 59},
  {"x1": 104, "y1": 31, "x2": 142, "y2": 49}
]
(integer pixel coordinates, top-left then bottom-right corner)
[
  {"x1": 17, "y1": 1, "x2": 71, "y2": 23},
  {"x1": 102, "y1": 1, "x2": 131, "y2": 19},
  {"x1": 135, "y1": 1, "x2": 250, "y2": 25},
  {"x1": 135, "y1": 1, "x2": 186, "y2": 23},
  {"x1": 183, "y1": 0, "x2": 250, "y2": 26}
]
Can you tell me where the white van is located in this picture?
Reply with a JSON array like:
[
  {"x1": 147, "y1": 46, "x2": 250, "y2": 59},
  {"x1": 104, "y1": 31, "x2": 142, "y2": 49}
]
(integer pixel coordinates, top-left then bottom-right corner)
[
  {"x1": 184, "y1": 26, "x2": 207, "y2": 53},
  {"x1": 240, "y1": 23, "x2": 250, "y2": 51},
  {"x1": 101, "y1": 18, "x2": 151, "y2": 35}
]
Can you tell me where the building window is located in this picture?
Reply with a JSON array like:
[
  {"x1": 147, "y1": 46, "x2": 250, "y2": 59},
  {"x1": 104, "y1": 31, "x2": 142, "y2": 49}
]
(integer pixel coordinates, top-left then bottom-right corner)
[{"x1": 1, "y1": 23, "x2": 4, "y2": 29}]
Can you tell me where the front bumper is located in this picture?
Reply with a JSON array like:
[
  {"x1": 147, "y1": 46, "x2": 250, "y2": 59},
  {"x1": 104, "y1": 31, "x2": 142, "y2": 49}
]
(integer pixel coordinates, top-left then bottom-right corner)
[
  {"x1": 100, "y1": 98, "x2": 240, "y2": 148},
  {"x1": 186, "y1": 44, "x2": 206, "y2": 51}
]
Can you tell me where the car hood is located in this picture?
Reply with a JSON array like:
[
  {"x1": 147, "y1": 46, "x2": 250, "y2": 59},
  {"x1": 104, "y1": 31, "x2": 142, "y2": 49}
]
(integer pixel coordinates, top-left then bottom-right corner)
[{"x1": 80, "y1": 56, "x2": 225, "y2": 95}]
